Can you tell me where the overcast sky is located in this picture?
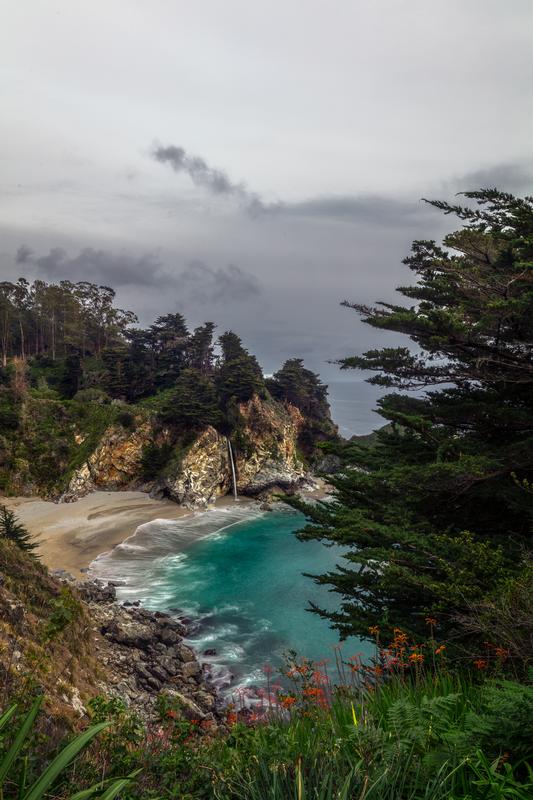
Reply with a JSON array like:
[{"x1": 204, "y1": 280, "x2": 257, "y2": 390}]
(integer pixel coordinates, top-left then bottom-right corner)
[{"x1": 1, "y1": 0, "x2": 532, "y2": 381}]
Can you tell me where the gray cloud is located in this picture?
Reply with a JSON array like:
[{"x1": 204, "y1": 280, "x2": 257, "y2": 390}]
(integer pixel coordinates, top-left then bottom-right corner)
[
  {"x1": 15, "y1": 244, "x2": 34, "y2": 264},
  {"x1": 25, "y1": 246, "x2": 164, "y2": 287},
  {"x1": 152, "y1": 142, "x2": 429, "y2": 225},
  {"x1": 15, "y1": 244, "x2": 261, "y2": 305},
  {"x1": 448, "y1": 162, "x2": 533, "y2": 195},
  {"x1": 282, "y1": 195, "x2": 433, "y2": 226},
  {"x1": 172, "y1": 259, "x2": 261, "y2": 304},
  {"x1": 156, "y1": 143, "x2": 531, "y2": 228},
  {"x1": 152, "y1": 143, "x2": 277, "y2": 216}
]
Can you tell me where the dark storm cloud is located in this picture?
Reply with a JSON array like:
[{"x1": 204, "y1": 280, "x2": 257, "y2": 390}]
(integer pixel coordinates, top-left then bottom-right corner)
[{"x1": 16, "y1": 244, "x2": 261, "y2": 305}]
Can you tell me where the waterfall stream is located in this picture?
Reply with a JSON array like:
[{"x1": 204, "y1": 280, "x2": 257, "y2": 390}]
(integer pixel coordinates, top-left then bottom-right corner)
[{"x1": 226, "y1": 437, "x2": 238, "y2": 500}]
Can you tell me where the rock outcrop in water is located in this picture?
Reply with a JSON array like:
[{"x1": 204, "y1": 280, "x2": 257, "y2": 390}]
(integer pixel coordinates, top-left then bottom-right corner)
[{"x1": 63, "y1": 394, "x2": 314, "y2": 507}]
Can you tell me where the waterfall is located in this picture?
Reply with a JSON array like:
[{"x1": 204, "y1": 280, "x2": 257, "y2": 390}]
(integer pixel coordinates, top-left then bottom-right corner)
[{"x1": 226, "y1": 437, "x2": 238, "y2": 500}]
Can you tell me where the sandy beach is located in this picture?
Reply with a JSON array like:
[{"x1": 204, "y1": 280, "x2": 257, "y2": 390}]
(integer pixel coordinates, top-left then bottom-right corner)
[{"x1": 2, "y1": 491, "x2": 194, "y2": 575}]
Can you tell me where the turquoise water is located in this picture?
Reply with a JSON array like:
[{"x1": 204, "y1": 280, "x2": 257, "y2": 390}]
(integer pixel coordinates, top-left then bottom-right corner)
[{"x1": 92, "y1": 506, "x2": 369, "y2": 690}]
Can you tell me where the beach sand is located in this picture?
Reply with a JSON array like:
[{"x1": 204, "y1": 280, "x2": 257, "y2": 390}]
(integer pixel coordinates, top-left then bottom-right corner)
[{"x1": 2, "y1": 491, "x2": 194, "y2": 575}]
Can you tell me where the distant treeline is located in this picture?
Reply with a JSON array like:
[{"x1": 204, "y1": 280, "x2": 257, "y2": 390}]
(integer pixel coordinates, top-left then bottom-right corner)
[
  {"x1": 0, "y1": 277, "x2": 337, "y2": 454},
  {"x1": 0, "y1": 279, "x2": 136, "y2": 366}
]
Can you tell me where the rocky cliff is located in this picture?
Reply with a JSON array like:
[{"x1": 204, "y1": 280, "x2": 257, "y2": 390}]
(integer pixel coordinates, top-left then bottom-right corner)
[
  {"x1": 0, "y1": 538, "x2": 218, "y2": 727},
  {"x1": 62, "y1": 394, "x2": 314, "y2": 507},
  {"x1": 61, "y1": 419, "x2": 154, "y2": 501}
]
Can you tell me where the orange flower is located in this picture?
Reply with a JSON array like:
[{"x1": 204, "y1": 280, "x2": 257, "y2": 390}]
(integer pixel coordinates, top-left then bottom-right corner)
[
  {"x1": 392, "y1": 628, "x2": 408, "y2": 646},
  {"x1": 425, "y1": 617, "x2": 437, "y2": 626},
  {"x1": 435, "y1": 645, "x2": 446, "y2": 656},
  {"x1": 473, "y1": 659, "x2": 488, "y2": 670},
  {"x1": 368, "y1": 625, "x2": 380, "y2": 636},
  {"x1": 281, "y1": 696, "x2": 297, "y2": 709},
  {"x1": 408, "y1": 652, "x2": 424, "y2": 664},
  {"x1": 303, "y1": 687, "x2": 323, "y2": 697},
  {"x1": 495, "y1": 647, "x2": 510, "y2": 660},
  {"x1": 227, "y1": 712, "x2": 238, "y2": 725}
]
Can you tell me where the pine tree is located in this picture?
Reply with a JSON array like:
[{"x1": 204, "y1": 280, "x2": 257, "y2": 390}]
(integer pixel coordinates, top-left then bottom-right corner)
[
  {"x1": 160, "y1": 368, "x2": 221, "y2": 431},
  {"x1": 288, "y1": 190, "x2": 533, "y2": 645},
  {"x1": 217, "y1": 331, "x2": 265, "y2": 405},
  {"x1": 149, "y1": 313, "x2": 189, "y2": 388},
  {"x1": 0, "y1": 505, "x2": 38, "y2": 553},
  {"x1": 186, "y1": 323, "x2": 216, "y2": 375}
]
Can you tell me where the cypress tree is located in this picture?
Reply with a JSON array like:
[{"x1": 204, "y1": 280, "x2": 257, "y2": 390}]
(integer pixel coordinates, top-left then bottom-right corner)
[
  {"x1": 160, "y1": 368, "x2": 221, "y2": 431},
  {"x1": 217, "y1": 331, "x2": 265, "y2": 404},
  {"x1": 288, "y1": 190, "x2": 533, "y2": 645}
]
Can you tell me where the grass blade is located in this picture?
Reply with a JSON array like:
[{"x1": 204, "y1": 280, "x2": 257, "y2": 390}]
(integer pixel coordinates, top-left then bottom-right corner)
[
  {"x1": 0, "y1": 696, "x2": 43, "y2": 787},
  {"x1": 23, "y1": 721, "x2": 109, "y2": 800}
]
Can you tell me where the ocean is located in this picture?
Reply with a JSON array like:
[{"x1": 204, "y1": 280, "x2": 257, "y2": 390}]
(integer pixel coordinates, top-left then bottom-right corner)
[{"x1": 327, "y1": 379, "x2": 386, "y2": 438}]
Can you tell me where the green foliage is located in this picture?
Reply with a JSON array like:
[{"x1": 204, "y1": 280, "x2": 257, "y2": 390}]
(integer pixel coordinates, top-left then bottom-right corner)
[
  {"x1": 268, "y1": 358, "x2": 338, "y2": 455},
  {"x1": 0, "y1": 696, "x2": 138, "y2": 800},
  {"x1": 0, "y1": 390, "x2": 19, "y2": 431},
  {"x1": 287, "y1": 190, "x2": 533, "y2": 648},
  {"x1": 116, "y1": 410, "x2": 135, "y2": 430},
  {"x1": 43, "y1": 587, "x2": 82, "y2": 641},
  {"x1": 140, "y1": 441, "x2": 173, "y2": 480},
  {"x1": 217, "y1": 331, "x2": 266, "y2": 406},
  {"x1": 0, "y1": 505, "x2": 37, "y2": 553},
  {"x1": 160, "y1": 368, "x2": 221, "y2": 431}
]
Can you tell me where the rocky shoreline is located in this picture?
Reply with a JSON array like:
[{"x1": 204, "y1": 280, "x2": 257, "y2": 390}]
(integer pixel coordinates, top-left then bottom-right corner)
[{"x1": 74, "y1": 579, "x2": 221, "y2": 725}]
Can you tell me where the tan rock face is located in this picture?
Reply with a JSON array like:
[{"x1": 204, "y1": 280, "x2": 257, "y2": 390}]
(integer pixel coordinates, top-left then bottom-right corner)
[
  {"x1": 234, "y1": 395, "x2": 307, "y2": 495},
  {"x1": 62, "y1": 421, "x2": 153, "y2": 501},
  {"x1": 161, "y1": 426, "x2": 230, "y2": 508}
]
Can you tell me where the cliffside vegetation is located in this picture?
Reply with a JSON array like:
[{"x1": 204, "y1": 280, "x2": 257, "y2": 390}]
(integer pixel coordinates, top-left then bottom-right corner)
[{"x1": 0, "y1": 284, "x2": 337, "y2": 497}]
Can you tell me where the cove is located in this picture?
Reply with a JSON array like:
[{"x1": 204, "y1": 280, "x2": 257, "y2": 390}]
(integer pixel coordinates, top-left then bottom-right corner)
[{"x1": 92, "y1": 505, "x2": 371, "y2": 689}]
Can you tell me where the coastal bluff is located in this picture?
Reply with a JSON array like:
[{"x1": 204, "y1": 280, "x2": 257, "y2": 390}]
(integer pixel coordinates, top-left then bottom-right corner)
[{"x1": 60, "y1": 394, "x2": 314, "y2": 507}]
